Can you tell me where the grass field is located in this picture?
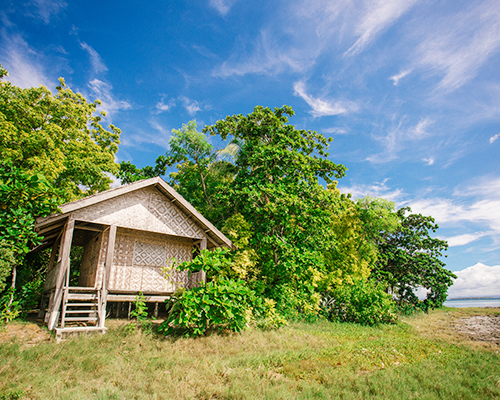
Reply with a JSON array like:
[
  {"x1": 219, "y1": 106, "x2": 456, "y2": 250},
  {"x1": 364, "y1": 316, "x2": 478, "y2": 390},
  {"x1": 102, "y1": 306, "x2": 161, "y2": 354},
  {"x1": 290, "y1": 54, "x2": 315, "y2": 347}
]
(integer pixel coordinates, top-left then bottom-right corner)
[{"x1": 0, "y1": 307, "x2": 499, "y2": 399}]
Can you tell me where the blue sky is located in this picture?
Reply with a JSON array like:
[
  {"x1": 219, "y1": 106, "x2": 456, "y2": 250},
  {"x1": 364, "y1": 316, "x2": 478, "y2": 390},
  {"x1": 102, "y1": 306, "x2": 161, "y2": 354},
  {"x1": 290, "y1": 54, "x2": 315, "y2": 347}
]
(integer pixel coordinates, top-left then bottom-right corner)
[{"x1": 1, "y1": 0, "x2": 499, "y2": 297}]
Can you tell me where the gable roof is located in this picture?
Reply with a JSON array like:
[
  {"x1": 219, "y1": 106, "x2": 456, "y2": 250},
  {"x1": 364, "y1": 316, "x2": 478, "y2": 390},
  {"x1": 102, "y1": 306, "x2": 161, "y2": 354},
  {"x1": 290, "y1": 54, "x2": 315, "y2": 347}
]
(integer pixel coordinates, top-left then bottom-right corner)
[{"x1": 35, "y1": 177, "x2": 232, "y2": 249}]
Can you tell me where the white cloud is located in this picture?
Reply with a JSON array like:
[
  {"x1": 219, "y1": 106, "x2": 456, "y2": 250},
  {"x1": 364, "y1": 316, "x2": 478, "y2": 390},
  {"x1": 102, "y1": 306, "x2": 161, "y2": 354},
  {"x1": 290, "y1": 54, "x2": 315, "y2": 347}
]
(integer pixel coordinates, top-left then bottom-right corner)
[
  {"x1": 490, "y1": 133, "x2": 500, "y2": 143},
  {"x1": 209, "y1": 0, "x2": 237, "y2": 16},
  {"x1": 213, "y1": 29, "x2": 316, "y2": 78},
  {"x1": 179, "y1": 96, "x2": 202, "y2": 115},
  {"x1": 155, "y1": 98, "x2": 175, "y2": 114},
  {"x1": 408, "y1": 118, "x2": 433, "y2": 140},
  {"x1": 88, "y1": 79, "x2": 131, "y2": 117},
  {"x1": 340, "y1": 178, "x2": 404, "y2": 202},
  {"x1": 27, "y1": 0, "x2": 67, "y2": 24},
  {"x1": 422, "y1": 157, "x2": 435, "y2": 165},
  {"x1": 293, "y1": 81, "x2": 357, "y2": 117},
  {"x1": 80, "y1": 42, "x2": 108, "y2": 74},
  {"x1": 323, "y1": 127, "x2": 350, "y2": 135},
  {"x1": 0, "y1": 33, "x2": 52, "y2": 88},
  {"x1": 344, "y1": 0, "x2": 419, "y2": 57},
  {"x1": 390, "y1": 69, "x2": 412, "y2": 85},
  {"x1": 447, "y1": 263, "x2": 500, "y2": 298},
  {"x1": 416, "y1": 0, "x2": 500, "y2": 91},
  {"x1": 443, "y1": 232, "x2": 490, "y2": 247}
]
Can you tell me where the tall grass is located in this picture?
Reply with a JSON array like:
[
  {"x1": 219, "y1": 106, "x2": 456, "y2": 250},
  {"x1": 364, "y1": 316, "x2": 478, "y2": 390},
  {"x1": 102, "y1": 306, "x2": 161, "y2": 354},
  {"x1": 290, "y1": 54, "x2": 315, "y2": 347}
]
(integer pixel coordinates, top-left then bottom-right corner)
[{"x1": 0, "y1": 308, "x2": 499, "y2": 399}]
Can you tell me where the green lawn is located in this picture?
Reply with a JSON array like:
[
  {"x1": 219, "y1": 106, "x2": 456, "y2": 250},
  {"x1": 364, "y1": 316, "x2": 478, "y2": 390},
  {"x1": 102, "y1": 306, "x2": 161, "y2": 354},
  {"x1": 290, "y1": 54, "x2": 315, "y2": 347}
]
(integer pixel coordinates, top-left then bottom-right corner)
[{"x1": 1, "y1": 308, "x2": 499, "y2": 399}]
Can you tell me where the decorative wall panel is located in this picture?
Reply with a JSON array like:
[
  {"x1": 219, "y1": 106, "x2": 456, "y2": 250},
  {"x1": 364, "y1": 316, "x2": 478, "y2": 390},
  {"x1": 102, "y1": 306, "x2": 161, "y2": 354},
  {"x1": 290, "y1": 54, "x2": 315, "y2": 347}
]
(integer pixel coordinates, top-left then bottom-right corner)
[
  {"x1": 71, "y1": 186, "x2": 206, "y2": 239},
  {"x1": 108, "y1": 229, "x2": 193, "y2": 293}
]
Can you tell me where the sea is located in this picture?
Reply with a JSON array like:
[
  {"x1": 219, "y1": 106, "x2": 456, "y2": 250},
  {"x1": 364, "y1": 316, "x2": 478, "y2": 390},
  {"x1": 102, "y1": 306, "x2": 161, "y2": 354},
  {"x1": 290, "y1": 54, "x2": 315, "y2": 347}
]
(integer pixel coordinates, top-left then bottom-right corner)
[{"x1": 444, "y1": 298, "x2": 500, "y2": 308}]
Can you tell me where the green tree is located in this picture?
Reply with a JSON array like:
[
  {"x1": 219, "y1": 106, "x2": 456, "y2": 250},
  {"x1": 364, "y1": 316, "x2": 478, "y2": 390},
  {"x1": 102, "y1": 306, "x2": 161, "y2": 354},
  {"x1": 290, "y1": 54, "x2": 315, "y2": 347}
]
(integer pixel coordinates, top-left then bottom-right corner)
[
  {"x1": 0, "y1": 161, "x2": 60, "y2": 310},
  {"x1": 205, "y1": 105, "x2": 347, "y2": 316},
  {"x1": 0, "y1": 65, "x2": 120, "y2": 201},
  {"x1": 372, "y1": 207, "x2": 455, "y2": 309}
]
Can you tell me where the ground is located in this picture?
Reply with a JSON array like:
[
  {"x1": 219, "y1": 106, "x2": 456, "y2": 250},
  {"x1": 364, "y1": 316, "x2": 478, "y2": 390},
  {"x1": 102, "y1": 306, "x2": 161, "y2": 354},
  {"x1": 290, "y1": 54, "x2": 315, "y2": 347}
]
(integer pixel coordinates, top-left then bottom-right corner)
[{"x1": 0, "y1": 308, "x2": 499, "y2": 399}]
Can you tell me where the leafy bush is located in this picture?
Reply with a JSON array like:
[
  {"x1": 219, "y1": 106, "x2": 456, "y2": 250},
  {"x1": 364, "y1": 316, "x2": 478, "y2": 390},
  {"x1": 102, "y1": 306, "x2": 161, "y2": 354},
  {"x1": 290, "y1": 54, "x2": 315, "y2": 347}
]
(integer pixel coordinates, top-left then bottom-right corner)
[
  {"x1": 253, "y1": 298, "x2": 288, "y2": 331},
  {"x1": 321, "y1": 279, "x2": 396, "y2": 326},
  {"x1": 159, "y1": 279, "x2": 256, "y2": 337},
  {"x1": 126, "y1": 293, "x2": 153, "y2": 334}
]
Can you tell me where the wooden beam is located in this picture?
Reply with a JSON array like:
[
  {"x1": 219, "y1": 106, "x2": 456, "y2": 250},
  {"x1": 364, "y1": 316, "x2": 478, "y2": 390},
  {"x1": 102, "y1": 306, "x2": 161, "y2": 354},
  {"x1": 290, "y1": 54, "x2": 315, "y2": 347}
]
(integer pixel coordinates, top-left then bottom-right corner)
[
  {"x1": 75, "y1": 225, "x2": 105, "y2": 232},
  {"x1": 100, "y1": 224, "x2": 116, "y2": 327},
  {"x1": 47, "y1": 218, "x2": 74, "y2": 331}
]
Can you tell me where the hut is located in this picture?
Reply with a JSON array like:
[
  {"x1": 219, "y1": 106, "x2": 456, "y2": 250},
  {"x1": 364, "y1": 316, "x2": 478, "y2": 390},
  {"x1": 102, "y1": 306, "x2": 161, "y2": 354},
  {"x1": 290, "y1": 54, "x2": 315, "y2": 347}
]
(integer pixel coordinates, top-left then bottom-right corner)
[{"x1": 34, "y1": 177, "x2": 232, "y2": 340}]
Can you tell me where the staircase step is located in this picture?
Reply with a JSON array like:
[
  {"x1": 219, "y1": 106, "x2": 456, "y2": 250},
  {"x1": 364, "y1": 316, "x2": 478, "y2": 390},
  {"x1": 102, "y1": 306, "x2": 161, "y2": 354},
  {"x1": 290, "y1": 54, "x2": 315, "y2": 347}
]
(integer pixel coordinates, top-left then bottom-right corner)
[
  {"x1": 64, "y1": 310, "x2": 97, "y2": 314},
  {"x1": 67, "y1": 293, "x2": 99, "y2": 301},
  {"x1": 65, "y1": 303, "x2": 98, "y2": 307},
  {"x1": 63, "y1": 317, "x2": 98, "y2": 322}
]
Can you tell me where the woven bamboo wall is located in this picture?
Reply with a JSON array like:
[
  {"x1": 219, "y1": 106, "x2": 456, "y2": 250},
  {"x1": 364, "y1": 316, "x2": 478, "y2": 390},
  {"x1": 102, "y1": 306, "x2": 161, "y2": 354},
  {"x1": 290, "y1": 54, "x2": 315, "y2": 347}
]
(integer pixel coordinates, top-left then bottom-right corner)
[
  {"x1": 71, "y1": 186, "x2": 206, "y2": 239},
  {"x1": 106, "y1": 228, "x2": 193, "y2": 292}
]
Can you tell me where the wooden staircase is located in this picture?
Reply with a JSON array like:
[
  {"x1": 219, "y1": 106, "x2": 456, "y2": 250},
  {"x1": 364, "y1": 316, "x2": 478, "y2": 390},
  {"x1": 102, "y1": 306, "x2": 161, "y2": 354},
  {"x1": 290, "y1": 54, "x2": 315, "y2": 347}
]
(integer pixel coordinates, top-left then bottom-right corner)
[{"x1": 55, "y1": 287, "x2": 107, "y2": 342}]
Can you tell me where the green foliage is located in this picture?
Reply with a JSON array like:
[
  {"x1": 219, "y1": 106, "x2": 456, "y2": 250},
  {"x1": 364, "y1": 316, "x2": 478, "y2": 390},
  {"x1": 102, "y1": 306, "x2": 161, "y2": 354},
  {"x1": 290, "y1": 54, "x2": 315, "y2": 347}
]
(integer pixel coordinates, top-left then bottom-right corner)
[
  {"x1": 127, "y1": 293, "x2": 152, "y2": 333},
  {"x1": 205, "y1": 105, "x2": 347, "y2": 315},
  {"x1": 159, "y1": 278, "x2": 256, "y2": 337},
  {"x1": 0, "y1": 243, "x2": 14, "y2": 292},
  {"x1": 253, "y1": 297, "x2": 288, "y2": 331},
  {"x1": 0, "y1": 66, "x2": 120, "y2": 201},
  {"x1": 221, "y1": 213, "x2": 259, "y2": 281},
  {"x1": 373, "y1": 207, "x2": 455, "y2": 310},
  {"x1": 322, "y1": 279, "x2": 396, "y2": 326},
  {"x1": 178, "y1": 248, "x2": 233, "y2": 282},
  {"x1": 0, "y1": 288, "x2": 20, "y2": 323},
  {"x1": 0, "y1": 161, "x2": 60, "y2": 258}
]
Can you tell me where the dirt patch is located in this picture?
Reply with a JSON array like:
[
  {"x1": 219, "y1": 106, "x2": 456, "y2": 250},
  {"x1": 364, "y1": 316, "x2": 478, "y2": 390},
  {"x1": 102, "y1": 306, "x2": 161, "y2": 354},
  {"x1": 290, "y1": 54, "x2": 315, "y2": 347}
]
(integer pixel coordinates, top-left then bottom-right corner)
[
  {"x1": 455, "y1": 315, "x2": 500, "y2": 344},
  {"x1": 0, "y1": 322, "x2": 52, "y2": 347}
]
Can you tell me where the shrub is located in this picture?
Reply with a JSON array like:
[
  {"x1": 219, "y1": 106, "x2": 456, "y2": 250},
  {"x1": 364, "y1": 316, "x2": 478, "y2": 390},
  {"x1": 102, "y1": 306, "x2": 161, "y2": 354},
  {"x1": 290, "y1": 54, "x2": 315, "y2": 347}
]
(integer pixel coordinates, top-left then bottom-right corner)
[
  {"x1": 159, "y1": 278, "x2": 256, "y2": 337},
  {"x1": 321, "y1": 279, "x2": 396, "y2": 325},
  {"x1": 253, "y1": 298, "x2": 288, "y2": 330}
]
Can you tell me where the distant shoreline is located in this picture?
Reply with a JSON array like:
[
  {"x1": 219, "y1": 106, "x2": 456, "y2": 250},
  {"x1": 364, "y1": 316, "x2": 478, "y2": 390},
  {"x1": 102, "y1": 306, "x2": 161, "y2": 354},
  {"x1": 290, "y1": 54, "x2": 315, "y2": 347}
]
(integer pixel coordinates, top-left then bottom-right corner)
[{"x1": 447, "y1": 297, "x2": 500, "y2": 301}]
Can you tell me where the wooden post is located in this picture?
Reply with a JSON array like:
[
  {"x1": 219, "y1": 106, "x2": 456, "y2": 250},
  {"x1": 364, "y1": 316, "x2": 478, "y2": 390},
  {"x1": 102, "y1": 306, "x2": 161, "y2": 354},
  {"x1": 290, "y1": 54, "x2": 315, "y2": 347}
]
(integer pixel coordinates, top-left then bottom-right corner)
[
  {"x1": 154, "y1": 302, "x2": 159, "y2": 318},
  {"x1": 47, "y1": 219, "x2": 75, "y2": 331},
  {"x1": 100, "y1": 225, "x2": 116, "y2": 328},
  {"x1": 199, "y1": 238, "x2": 207, "y2": 283}
]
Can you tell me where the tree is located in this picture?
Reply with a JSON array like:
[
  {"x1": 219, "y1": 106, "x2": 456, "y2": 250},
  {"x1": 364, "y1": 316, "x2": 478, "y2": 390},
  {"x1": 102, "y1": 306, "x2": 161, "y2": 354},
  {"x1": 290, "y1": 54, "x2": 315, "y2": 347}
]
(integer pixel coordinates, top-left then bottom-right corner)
[
  {"x1": 0, "y1": 161, "x2": 60, "y2": 309},
  {"x1": 372, "y1": 207, "x2": 455, "y2": 309},
  {"x1": 0, "y1": 65, "x2": 120, "y2": 201},
  {"x1": 205, "y1": 105, "x2": 347, "y2": 315}
]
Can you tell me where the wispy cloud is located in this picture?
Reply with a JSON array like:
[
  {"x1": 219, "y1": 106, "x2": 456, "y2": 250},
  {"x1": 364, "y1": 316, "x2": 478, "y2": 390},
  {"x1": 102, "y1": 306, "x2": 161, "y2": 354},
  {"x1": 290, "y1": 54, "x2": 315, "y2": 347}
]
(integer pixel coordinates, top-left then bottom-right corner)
[
  {"x1": 0, "y1": 32, "x2": 51, "y2": 88},
  {"x1": 340, "y1": 178, "x2": 405, "y2": 202},
  {"x1": 390, "y1": 69, "x2": 412, "y2": 86},
  {"x1": 293, "y1": 81, "x2": 357, "y2": 117},
  {"x1": 80, "y1": 42, "x2": 108, "y2": 74},
  {"x1": 422, "y1": 157, "x2": 435, "y2": 166},
  {"x1": 447, "y1": 263, "x2": 500, "y2": 298},
  {"x1": 213, "y1": 29, "x2": 317, "y2": 78},
  {"x1": 155, "y1": 98, "x2": 175, "y2": 114},
  {"x1": 408, "y1": 118, "x2": 433, "y2": 140},
  {"x1": 490, "y1": 133, "x2": 500, "y2": 143},
  {"x1": 27, "y1": 0, "x2": 67, "y2": 24},
  {"x1": 323, "y1": 127, "x2": 350, "y2": 135},
  {"x1": 410, "y1": 177, "x2": 500, "y2": 241},
  {"x1": 443, "y1": 232, "x2": 490, "y2": 247},
  {"x1": 179, "y1": 96, "x2": 202, "y2": 115},
  {"x1": 416, "y1": 0, "x2": 500, "y2": 91},
  {"x1": 88, "y1": 79, "x2": 131, "y2": 117},
  {"x1": 209, "y1": 0, "x2": 237, "y2": 16},
  {"x1": 344, "y1": 0, "x2": 419, "y2": 57}
]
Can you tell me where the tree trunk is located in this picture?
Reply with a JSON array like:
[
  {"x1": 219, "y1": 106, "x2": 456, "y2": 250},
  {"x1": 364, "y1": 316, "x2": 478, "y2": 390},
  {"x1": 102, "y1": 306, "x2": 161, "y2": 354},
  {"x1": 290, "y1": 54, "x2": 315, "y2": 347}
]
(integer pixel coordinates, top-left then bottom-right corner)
[{"x1": 7, "y1": 264, "x2": 16, "y2": 307}]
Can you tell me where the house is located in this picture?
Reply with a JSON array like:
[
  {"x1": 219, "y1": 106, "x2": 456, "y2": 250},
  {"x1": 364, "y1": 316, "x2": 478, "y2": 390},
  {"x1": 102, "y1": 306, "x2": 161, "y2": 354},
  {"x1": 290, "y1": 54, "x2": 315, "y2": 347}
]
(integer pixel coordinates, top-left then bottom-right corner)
[{"x1": 34, "y1": 177, "x2": 232, "y2": 340}]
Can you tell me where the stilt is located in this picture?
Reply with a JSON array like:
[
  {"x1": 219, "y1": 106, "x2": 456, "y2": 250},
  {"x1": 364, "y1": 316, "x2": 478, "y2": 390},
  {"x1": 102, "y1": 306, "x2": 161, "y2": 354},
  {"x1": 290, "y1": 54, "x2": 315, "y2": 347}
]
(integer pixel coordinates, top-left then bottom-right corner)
[
  {"x1": 128, "y1": 301, "x2": 131, "y2": 320},
  {"x1": 154, "y1": 302, "x2": 159, "y2": 318}
]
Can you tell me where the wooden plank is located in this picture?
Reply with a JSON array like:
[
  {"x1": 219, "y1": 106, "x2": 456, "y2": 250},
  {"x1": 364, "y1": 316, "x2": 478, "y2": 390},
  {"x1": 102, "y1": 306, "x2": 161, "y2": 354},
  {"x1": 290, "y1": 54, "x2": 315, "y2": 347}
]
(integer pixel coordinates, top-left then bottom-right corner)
[
  {"x1": 47, "y1": 219, "x2": 75, "y2": 331},
  {"x1": 107, "y1": 294, "x2": 170, "y2": 302},
  {"x1": 100, "y1": 225, "x2": 116, "y2": 327}
]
